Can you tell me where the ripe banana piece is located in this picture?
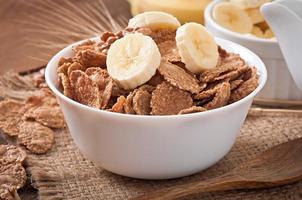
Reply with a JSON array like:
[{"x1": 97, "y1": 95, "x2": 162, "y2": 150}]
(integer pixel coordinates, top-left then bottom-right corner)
[
  {"x1": 106, "y1": 33, "x2": 161, "y2": 90},
  {"x1": 176, "y1": 22, "x2": 219, "y2": 74},
  {"x1": 230, "y1": 0, "x2": 271, "y2": 9},
  {"x1": 128, "y1": 11, "x2": 181, "y2": 30},
  {"x1": 213, "y1": 2, "x2": 253, "y2": 34},
  {"x1": 128, "y1": 0, "x2": 212, "y2": 24},
  {"x1": 245, "y1": 8, "x2": 264, "y2": 24},
  {"x1": 251, "y1": 26, "x2": 265, "y2": 38}
]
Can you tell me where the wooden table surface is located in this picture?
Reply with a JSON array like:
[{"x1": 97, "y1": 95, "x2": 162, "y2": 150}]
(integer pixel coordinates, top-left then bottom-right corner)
[{"x1": 0, "y1": 0, "x2": 131, "y2": 73}]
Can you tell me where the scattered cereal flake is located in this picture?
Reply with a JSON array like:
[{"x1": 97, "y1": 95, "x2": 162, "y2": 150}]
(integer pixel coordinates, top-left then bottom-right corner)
[
  {"x1": 158, "y1": 61, "x2": 200, "y2": 94},
  {"x1": 76, "y1": 49, "x2": 106, "y2": 68},
  {"x1": 111, "y1": 96, "x2": 126, "y2": 113},
  {"x1": 229, "y1": 77, "x2": 258, "y2": 103},
  {"x1": 124, "y1": 92, "x2": 136, "y2": 114},
  {"x1": 58, "y1": 73, "x2": 74, "y2": 98},
  {"x1": 73, "y1": 40, "x2": 96, "y2": 53},
  {"x1": 0, "y1": 145, "x2": 26, "y2": 163},
  {"x1": 26, "y1": 88, "x2": 58, "y2": 107},
  {"x1": 0, "y1": 159, "x2": 27, "y2": 190},
  {"x1": 147, "y1": 71, "x2": 164, "y2": 87},
  {"x1": 151, "y1": 82, "x2": 193, "y2": 115},
  {"x1": 0, "y1": 100, "x2": 24, "y2": 136},
  {"x1": 204, "y1": 82, "x2": 231, "y2": 110},
  {"x1": 133, "y1": 90, "x2": 152, "y2": 115},
  {"x1": 230, "y1": 79, "x2": 244, "y2": 90},
  {"x1": 0, "y1": 187, "x2": 15, "y2": 200},
  {"x1": 178, "y1": 106, "x2": 207, "y2": 115},
  {"x1": 69, "y1": 70, "x2": 101, "y2": 108},
  {"x1": 158, "y1": 40, "x2": 181, "y2": 62},
  {"x1": 18, "y1": 121, "x2": 55, "y2": 154},
  {"x1": 31, "y1": 106, "x2": 65, "y2": 129}
]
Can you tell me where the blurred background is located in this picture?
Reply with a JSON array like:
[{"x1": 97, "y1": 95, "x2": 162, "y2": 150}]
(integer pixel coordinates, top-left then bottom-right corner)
[{"x1": 0, "y1": 0, "x2": 131, "y2": 73}]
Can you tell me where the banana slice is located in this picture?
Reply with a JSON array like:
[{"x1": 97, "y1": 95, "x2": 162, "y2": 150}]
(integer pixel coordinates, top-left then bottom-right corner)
[
  {"x1": 176, "y1": 22, "x2": 219, "y2": 74},
  {"x1": 106, "y1": 33, "x2": 161, "y2": 90},
  {"x1": 251, "y1": 26, "x2": 265, "y2": 38},
  {"x1": 128, "y1": 11, "x2": 181, "y2": 30},
  {"x1": 245, "y1": 8, "x2": 264, "y2": 24},
  {"x1": 264, "y1": 28, "x2": 274, "y2": 38},
  {"x1": 230, "y1": 0, "x2": 271, "y2": 9},
  {"x1": 213, "y1": 2, "x2": 253, "y2": 34}
]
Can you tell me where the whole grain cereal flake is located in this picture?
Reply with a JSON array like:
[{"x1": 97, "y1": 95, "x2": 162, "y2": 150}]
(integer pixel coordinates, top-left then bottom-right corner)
[
  {"x1": 30, "y1": 106, "x2": 66, "y2": 129},
  {"x1": 178, "y1": 106, "x2": 207, "y2": 115},
  {"x1": 0, "y1": 100, "x2": 24, "y2": 136},
  {"x1": 158, "y1": 61, "x2": 200, "y2": 94},
  {"x1": 229, "y1": 77, "x2": 258, "y2": 103},
  {"x1": 111, "y1": 96, "x2": 126, "y2": 113},
  {"x1": 157, "y1": 40, "x2": 181, "y2": 62},
  {"x1": 76, "y1": 49, "x2": 106, "y2": 68},
  {"x1": 69, "y1": 70, "x2": 101, "y2": 108},
  {"x1": 0, "y1": 145, "x2": 26, "y2": 163},
  {"x1": 133, "y1": 89, "x2": 152, "y2": 115},
  {"x1": 85, "y1": 67, "x2": 113, "y2": 109},
  {"x1": 230, "y1": 79, "x2": 244, "y2": 90},
  {"x1": 58, "y1": 73, "x2": 74, "y2": 98},
  {"x1": 151, "y1": 82, "x2": 193, "y2": 115},
  {"x1": 18, "y1": 121, "x2": 55, "y2": 154},
  {"x1": 124, "y1": 92, "x2": 136, "y2": 114},
  {"x1": 204, "y1": 82, "x2": 231, "y2": 110}
]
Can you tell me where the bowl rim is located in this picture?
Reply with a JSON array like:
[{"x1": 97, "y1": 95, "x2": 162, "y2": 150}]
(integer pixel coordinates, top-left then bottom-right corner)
[
  {"x1": 45, "y1": 37, "x2": 267, "y2": 120},
  {"x1": 204, "y1": 0, "x2": 277, "y2": 45}
]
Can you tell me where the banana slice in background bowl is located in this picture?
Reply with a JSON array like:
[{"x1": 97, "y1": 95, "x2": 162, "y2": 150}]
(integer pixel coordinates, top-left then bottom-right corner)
[{"x1": 204, "y1": 0, "x2": 302, "y2": 101}]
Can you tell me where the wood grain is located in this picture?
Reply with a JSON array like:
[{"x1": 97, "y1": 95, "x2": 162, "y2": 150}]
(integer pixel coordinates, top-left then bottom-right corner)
[{"x1": 0, "y1": 0, "x2": 131, "y2": 73}]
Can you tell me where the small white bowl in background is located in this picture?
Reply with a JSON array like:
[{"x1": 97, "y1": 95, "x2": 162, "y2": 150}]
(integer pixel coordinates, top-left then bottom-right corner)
[
  {"x1": 205, "y1": 0, "x2": 302, "y2": 101},
  {"x1": 45, "y1": 37, "x2": 266, "y2": 180}
]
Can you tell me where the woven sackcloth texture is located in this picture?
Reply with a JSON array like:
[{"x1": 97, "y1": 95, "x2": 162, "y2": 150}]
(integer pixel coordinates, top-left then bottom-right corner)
[{"x1": 24, "y1": 110, "x2": 302, "y2": 200}]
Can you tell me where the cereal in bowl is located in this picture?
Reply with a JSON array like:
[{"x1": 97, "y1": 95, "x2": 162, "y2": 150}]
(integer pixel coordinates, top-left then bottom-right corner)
[{"x1": 57, "y1": 12, "x2": 259, "y2": 115}]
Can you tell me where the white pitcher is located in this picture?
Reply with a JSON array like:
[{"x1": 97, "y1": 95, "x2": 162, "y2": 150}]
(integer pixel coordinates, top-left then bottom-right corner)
[{"x1": 261, "y1": 0, "x2": 302, "y2": 91}]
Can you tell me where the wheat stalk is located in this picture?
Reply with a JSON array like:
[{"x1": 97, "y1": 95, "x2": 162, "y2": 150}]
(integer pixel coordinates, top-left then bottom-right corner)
[{"x1": 17, "y1": 0, "x2": 128, "y2": 63}]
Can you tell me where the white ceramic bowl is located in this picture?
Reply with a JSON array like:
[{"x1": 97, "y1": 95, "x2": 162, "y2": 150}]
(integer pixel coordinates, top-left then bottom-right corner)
[
  {"x1": 45, "y1": 37, "x2": 267, "y2": 180},
  {"x1": 205, "y1": 0, "x2": 302, "y2": 101}
]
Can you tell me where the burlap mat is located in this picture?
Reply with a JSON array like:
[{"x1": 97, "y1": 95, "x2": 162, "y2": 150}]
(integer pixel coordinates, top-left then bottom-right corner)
[{"x1": 24, "y1": 109, "x2": 302, "y2": 199}]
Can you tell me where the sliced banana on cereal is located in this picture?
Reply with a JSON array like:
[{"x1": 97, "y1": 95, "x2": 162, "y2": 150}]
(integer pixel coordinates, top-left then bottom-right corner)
[
  {"x1": 128, "y1": 11, "x2": 181, "y2": 30},
  {"x1": 106, "y1": 33, "x2": 161, "y2": 90},
  {"x1": 213, "y1": 2, "x2": 253, "y2": 33},
  {"x1": 175, "y1": 22, "x2": 219, "y2": 74}
]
